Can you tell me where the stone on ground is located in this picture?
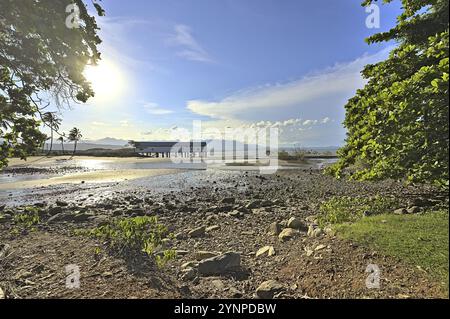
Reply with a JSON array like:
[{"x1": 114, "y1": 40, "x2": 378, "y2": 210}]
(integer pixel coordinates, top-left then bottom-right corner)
[
  {"x1": 278, "y1": 228, "x2": 298, "y2": 242},
  {"x1": 197, "y1": 252, "x2": 241, "y2": 275},
  {"x1": 255, "y1": 280, "x2": 285, "y2": 299}
]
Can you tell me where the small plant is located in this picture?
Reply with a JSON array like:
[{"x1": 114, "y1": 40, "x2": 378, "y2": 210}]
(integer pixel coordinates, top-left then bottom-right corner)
[
  {"x1": 155, "y1": 250, "x2": 177, "y2": 268},
  {"x1": 318, "y1": 195, "x2": 399, "y2": 226},
  {"x1": 12, "y1": 207, "x2": 40, "y2": 232},
  {"x1": 77, "y1": 216, "x2": 176, "y2": 267}
]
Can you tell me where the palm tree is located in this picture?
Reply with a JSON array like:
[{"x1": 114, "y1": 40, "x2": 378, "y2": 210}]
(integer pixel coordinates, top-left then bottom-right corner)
[
  {"x1": 42, "y1": 112, "x2": 61, "y2": 156},
  {"x1": 57, "y1": 135, "x2": 65, "y2": 155},
  {"x1": 68, "y1": 127, "x2": 82, "y2": 157}
]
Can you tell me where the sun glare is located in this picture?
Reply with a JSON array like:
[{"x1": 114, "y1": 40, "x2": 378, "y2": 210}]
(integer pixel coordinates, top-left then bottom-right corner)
[{"x1": 83, "y1": 60, "x2": 125, "y2": 101}]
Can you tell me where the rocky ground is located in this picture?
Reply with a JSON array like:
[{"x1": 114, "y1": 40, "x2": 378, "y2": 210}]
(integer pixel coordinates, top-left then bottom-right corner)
[{"x1": 0, "y1": 168, "x2": 447, "y2": 299}]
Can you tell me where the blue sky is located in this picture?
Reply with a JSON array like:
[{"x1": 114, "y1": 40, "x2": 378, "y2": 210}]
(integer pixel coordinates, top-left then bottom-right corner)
[{"x1": 57, "y1": 0, "x2": 402, "y2": 146}]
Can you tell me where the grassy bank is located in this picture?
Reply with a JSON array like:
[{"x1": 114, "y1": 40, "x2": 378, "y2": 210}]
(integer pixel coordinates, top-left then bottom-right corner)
[{"x1": 334, "y1": 210, "x2": 449, "y2": 291}]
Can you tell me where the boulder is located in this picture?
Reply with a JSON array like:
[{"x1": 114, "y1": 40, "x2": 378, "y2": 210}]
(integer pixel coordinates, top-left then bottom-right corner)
[
  {"x1": 197, "y1": 252, "x2": 241, "y2": 275},
  {"x1": 255, "y1": 280, "x2": 284, "y2": 299},
  {"x1": 287, "y1": 217, "x2": 307, "y2": 231},
  {"x1": 278, "y1": 228, "x2": 298, "y2": 242}
]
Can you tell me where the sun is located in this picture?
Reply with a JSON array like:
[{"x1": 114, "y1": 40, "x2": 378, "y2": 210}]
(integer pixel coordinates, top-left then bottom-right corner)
[{"x1": 83, "y1": 59, "x2": 125, "y2": 101}]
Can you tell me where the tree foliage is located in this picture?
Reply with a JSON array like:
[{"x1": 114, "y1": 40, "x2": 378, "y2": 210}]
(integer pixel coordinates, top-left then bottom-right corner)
[
  {"x1": 0, "y1": 0, "x2": 104, "y2": 168},
  {"x1": 68, "y1": 127, "x2": 82, "y2": 156},
  {"x1": 327, "y1": 0, "x2": 449, "y2": 186}
]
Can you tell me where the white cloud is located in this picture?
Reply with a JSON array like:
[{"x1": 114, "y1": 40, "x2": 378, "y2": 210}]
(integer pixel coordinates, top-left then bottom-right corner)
[
  {"x1": 120, "y1": 120, "x2": 130, "y2": 127},
  {"x1": 302, "y1": 119, "x2": 316, "y2": 126},
  {"x1": 187, "y1": 47, "x2": 391, "y2": 121},
  {"x1": 143, "y1": 102, "x2": 174, "y2": 115},
  {"x1": 91, "y1": 121, "x2": 107, "y2": 126},
  {"x1": 167, "y1": 24, "x2": 213, "y2": 63}
]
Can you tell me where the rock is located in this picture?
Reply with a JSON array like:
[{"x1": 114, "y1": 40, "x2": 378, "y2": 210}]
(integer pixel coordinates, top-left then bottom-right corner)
[
  {"x1": 206, "y1": 225, "x2": 220, "y2": 232},
  {"x1": 260, "y1": 200, "x2": 273, "y2": 207},
  {"x1": 228, "y1": 210, "x2": 242, "y2": 218},
  {"x1": 55, "y1": 200, "x2": 68, "y2": 207},
  {"x1": 181, "y1": 267, "x2": 197, "y2": 281},
  {"x1": 188, "y1": 226, "x2": 206, "y2": 238},
  {"x1": 175, "y1": 250, "x2": 189, "y2": 256},
  {"x1": 312, "y1": 228, "x2": 323, "y2": 237},
  {"x1": 221, "y1": 197, "x2": 235, "y2": 204},
  {"x1": 71, "y1": 212, "x2": 92, "y2": 222},
  {"x1": 267, "y1": 222, "x2": 282, "y2": 236},
  {"x1": 179, "y1": 285, "x2": 191, "y2": 296},
  {"x1": 256, "y1": 246, "x2": 275, "y2": 258},
  {"x1": 195, "y1": 251, "x2": 220, "y2": 260},
  {"x1": 287, "y1": 217, "x2": 307, "y2": 231},
  {"x1": 197, "y1": 252, "x2": 241, "y2": 275},
  {"x1": 278, "y1": 228, "x2": 298, "y2": 242},
  {"x1": 315, "y1": 244, "x2": 326, "y2": 251},
  {"x1": 48, "y1": 206, "x2": 63, "y2": 216},
  {"x1": 305, "y1": 215, "x2": 317, "y2": 223},
  {"x1": 407, "y1": 206, "x2": 421, "y2": 214},
  {"x1": 255, "y1": 280, "x2": 284, "y2": 299},
  {"x1": 46, "y1": 213, "x2": 64, "y2": 223},
  {"x1": 323, "y1": 226, "x2": 335, "y2": 237},
  {"x1": 229, "y1": 287, "x2": 243, "y2": 298},
  {"x1": 237, "y1": 206, "x2": 251, "y2": 214},
  {"x1": 211, "y1": 279, "x2": 225, "y2": 290},
  {"x1": 0, "y1": 287, "x2": 4, "y2": 299},
  {"x1": 307, "y1": 224, "x2": 321, "y2": 237},
  {"x1": 219, "y1": 205, "x2": 234, "y2": 213},
  {"x1": 246, "y1": 200, "x2": 261, "y2": 209},
  {"x1": 181, "y1": 261, "x2": 198, "y2": 269},
  {"x1": 394, "y1": 208, "x2": 407, "y2": 215}
]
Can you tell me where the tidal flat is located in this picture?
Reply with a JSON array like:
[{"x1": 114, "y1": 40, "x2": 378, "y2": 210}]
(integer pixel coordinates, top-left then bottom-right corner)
[{"x1": 0, "y1": 156, "x2": 447, "y2": 299}]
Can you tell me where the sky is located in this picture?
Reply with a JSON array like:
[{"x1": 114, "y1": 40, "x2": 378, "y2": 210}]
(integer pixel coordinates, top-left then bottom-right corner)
[{"x1": 54, "y1": 0, "x2": 402, "y2": 147}]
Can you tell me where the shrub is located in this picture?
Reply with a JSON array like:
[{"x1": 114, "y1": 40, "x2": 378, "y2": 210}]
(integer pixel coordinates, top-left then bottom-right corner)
[
  {"x1": 12, "y1": 207, "x2": 40, "y2": 231},
  {"x1": 76, "y1": 216, "x2": 176, "y2": 267},
  {"x1": 318, "y1": 195, "x2": 399, "y2": 226}
]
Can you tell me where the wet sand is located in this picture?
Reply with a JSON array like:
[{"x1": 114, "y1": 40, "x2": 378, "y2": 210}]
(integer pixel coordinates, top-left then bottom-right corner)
[{"x1": 0, "y1": 168, "x2": 181, "y2": 190}]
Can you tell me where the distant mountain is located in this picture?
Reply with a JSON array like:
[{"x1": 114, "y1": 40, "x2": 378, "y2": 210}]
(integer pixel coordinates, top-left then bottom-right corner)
[{"x1": 86, "y1": 137, "x2": 129, "y2": 146}]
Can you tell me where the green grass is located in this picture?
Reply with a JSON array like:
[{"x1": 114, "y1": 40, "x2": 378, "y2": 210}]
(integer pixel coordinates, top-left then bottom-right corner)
[{"x1": 334, "y1": 210, "x2": 449, "y2": 289}]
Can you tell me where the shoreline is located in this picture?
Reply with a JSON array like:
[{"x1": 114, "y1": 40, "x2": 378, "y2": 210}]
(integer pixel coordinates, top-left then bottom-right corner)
[{"x1": 0, "y1": 166, "x2": 447, "y2": 299}]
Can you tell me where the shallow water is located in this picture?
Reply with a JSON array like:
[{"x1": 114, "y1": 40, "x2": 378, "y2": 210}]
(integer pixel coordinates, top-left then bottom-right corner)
[{"x1": 0, "y1": 157, "x2": 337, "y2": 185}]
